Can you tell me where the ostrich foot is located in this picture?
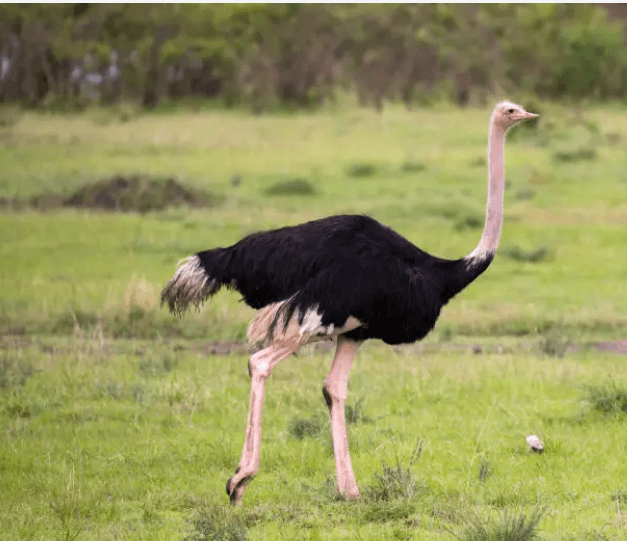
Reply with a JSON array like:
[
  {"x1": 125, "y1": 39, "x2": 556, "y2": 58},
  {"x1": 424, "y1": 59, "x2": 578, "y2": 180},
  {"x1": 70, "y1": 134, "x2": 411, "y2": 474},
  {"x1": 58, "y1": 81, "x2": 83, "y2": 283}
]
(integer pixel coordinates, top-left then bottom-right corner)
[
  {"x1": 225, "y1": 467, "x2": 253, "y2": 506},
  {"x1": 338, "y1": 488, "x2": 360, "y2": 500},
  {"x1": 337, "y1": 479, "x2": 360, "y2": 500}
]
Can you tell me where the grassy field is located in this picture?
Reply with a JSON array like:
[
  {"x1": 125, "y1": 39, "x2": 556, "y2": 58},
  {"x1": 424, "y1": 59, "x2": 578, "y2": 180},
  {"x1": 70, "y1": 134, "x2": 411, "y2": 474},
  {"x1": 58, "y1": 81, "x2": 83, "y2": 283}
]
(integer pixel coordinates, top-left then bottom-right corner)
[{"x1": 2, "y1": 102, "x2": 627, "y2": 540}]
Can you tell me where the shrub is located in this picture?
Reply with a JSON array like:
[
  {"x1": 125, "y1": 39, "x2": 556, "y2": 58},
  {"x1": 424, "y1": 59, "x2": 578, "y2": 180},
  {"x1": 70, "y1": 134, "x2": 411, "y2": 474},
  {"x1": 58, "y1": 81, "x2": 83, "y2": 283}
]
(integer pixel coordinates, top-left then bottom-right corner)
[{"x1": 264, "y1": 178, "x2": 316, "y2": 196}]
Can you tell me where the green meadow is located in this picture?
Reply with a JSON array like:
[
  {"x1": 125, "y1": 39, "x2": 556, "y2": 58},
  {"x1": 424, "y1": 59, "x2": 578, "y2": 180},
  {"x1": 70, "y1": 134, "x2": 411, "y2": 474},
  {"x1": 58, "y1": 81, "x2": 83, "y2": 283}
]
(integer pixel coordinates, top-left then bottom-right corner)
[{"x1": 2, "y1": 102, "x2": 627, "y2": 540}]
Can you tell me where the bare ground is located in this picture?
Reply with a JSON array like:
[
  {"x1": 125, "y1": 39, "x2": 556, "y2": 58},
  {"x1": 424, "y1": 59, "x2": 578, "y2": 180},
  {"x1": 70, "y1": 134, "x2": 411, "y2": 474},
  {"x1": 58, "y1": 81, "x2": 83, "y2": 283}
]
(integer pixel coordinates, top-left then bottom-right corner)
[{"x1": 4, "y1": 335, "x2": 627, "y2": 356}]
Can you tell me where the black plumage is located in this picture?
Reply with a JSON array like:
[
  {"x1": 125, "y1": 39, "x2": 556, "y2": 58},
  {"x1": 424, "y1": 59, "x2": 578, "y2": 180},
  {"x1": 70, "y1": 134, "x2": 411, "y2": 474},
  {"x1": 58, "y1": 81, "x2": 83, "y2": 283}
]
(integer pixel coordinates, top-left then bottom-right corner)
[{"x1": 180, "y1": 214, "x2": 492, "y2": 345}]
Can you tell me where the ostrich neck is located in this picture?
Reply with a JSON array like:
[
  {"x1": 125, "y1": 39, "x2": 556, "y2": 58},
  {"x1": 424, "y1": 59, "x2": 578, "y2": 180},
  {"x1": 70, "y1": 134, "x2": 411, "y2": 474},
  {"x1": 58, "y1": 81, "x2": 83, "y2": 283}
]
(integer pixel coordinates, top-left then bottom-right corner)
[
  {"x1": 468, "y1": 122, "x2": 506, "y2": 261},
  {"x1": 437, "y1": 119, "x2": 506, "y2": 302}
]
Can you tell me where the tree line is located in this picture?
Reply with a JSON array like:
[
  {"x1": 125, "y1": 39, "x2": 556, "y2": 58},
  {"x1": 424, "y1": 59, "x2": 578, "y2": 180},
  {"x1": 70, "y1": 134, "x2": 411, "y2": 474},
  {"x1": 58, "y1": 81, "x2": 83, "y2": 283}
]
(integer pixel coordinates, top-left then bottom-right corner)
[{"x1": 0, "y1": 4, "x2": 626, "y2": 111}]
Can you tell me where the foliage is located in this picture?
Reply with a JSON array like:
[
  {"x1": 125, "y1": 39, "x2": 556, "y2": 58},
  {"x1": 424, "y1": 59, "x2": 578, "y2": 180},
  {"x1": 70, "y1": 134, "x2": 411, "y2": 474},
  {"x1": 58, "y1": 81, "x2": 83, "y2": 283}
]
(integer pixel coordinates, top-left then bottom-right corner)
[{"x1": 1, "y1": 5, "x2": 627, "y2": 110}]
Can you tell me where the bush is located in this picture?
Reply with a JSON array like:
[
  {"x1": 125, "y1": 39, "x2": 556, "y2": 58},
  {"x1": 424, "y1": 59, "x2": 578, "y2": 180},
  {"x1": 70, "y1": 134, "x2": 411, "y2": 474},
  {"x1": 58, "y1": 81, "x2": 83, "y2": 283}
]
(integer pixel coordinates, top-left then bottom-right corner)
[{"x1": 264, "y1": 178, "x2": 317, "y2": 196}]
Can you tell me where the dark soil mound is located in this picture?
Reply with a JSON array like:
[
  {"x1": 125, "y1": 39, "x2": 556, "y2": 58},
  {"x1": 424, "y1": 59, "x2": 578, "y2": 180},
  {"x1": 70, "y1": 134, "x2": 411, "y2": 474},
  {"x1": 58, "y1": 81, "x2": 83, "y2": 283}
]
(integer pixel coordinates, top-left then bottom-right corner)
[
  {"x1": 64, "y1": 174, "x2": 220, "y2": 212},
  {"x1": 0, "y1": 175, "x2": 222, "y2": 213}
]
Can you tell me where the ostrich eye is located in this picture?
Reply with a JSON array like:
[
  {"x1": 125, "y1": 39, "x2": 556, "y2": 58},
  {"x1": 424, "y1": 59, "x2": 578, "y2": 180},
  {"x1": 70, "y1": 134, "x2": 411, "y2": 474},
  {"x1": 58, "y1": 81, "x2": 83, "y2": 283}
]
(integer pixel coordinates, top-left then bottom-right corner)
[{"x1": 507, "y1": 108, "x2": 515, "y2": 114}]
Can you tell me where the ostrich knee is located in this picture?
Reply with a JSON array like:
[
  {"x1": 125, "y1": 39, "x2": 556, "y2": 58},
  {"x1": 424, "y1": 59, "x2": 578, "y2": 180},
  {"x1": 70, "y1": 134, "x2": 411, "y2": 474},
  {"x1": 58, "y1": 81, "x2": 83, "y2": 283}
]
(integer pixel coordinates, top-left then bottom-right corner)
[
  {"x1": 322, "y1": 381, "x2": 346, "y2": 411},
  {"x1": 322, "y1": 385, "x2": 333, "y2": 411}
]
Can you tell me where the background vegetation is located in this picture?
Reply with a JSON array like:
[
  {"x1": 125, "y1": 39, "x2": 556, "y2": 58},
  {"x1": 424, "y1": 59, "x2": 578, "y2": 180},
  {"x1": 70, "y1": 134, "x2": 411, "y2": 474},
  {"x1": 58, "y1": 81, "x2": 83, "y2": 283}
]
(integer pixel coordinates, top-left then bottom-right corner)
[
  {"x1": 2, "y1": 4, "x2": 627, "y2": 540},
  {"x1": 2, "y1": 4, "x2": 627, "y2": 111}
]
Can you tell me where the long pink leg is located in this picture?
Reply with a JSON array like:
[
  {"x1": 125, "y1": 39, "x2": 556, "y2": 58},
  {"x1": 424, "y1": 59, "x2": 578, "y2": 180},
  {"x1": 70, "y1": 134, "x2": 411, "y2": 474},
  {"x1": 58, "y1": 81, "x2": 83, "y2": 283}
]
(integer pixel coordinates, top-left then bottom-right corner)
[
  {"x1": 323, "y1": 336, "x2": 362, "y2": 498},
  {"x1": 226, "y1": 340, "x2": 298, "y2": 505}
]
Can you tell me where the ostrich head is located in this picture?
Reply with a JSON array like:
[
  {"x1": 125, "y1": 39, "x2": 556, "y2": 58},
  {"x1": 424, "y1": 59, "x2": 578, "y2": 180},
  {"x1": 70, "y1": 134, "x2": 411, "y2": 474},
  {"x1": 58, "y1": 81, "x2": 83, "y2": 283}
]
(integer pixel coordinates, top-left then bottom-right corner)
[{"x1": 492, "y1": 101, "x2": 538, "y2": 131}]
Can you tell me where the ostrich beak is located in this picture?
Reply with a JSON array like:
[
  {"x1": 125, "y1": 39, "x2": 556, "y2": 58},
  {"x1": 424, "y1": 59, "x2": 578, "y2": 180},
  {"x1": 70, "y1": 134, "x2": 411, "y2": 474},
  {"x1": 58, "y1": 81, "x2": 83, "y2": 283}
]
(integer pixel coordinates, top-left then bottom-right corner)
[{"x1": 518, "y1": 111, "x2": 539, "y2": 120}]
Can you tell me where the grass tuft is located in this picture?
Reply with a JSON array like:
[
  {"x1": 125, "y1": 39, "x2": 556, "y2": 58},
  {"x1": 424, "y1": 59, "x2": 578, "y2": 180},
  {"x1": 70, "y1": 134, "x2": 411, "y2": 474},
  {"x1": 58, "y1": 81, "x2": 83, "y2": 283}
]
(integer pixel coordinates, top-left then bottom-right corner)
[
  {"x1": 264, "y1": 178, "x2": 316, "y2": 196},
  {"x1": 189, "y1": 505, "x2": 247, "y2": 541},
  {"x1": 455, "y1": 215, "x2": 484, "y2": 231},
  {"x1": 605, "y1": 132, "x2": 622, "y2": 145},
  {"x1": 469, "y1": 156, "x2": 486, "y2": 168},
  {"x1": 0, "y1": 351, "x2": 35, "y2": 389},
  {"x1": 0, "y1": 105, "x2": 22, "y2": 128},
  {"x1": 124, "y1": 277, "x2": 158, "y2": 313},
  {"x1": 478, "y1": 458, "x2": 492, "y2": 484},
  {"x1": 346, "y1": 163, "x2": 378, "y2": 178},
  {"x1": 288, "y1": 414, "x2": 326, "y2": 439},
  {"x1": 553, "y1": 148, "x2": 597, "y2": 163},
  {"x1": 138, "y1": 350, "x2": 178, "y2": 377},
  {"x1": 583, "y1": 379, "x2": 627, "y2": 415},
  {"x1": 537, "y1": 331, "x2": 571, "y2": 358},
  {"x1": 1, "y1": 393, "x2": 37, "y2": 418},
  {"x1": 49, "y1": 465, "x2": 89, "y2": 541},
  {"x1": 288, "y1": 398, "x2": 367, "y2": 440},
  {"x1": 501, "y1": 246, "x2": 551, "y2": 263},
  {"x1": 89, "y1": 105, "x2": 139, "y2": 125},
  {"x1": 366, "y1": 440, "x2": 423, "y2": 502},
  {"x1": 514, "y1": 188, "x2": 535, "y2": 201},
  {"x1": 451, "y1": 507, "x2": 545, "y2": 541},
  {"x1": 346, "y1": 397, "x2": 370, "y2": 424},
  {"x1": 401, "y1": 160, "x2": 427, "y2": 173},
  {"x1": 359, "y1": 499, "x2": 419, "y2": 525}
]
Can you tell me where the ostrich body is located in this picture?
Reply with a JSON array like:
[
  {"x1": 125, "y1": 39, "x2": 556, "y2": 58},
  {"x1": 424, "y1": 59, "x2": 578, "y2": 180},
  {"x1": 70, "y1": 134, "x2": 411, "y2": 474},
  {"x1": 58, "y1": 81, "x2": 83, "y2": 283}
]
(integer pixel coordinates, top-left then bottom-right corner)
[{"x1": 161, "y1": 102, "x2": 537, "y2": 505}]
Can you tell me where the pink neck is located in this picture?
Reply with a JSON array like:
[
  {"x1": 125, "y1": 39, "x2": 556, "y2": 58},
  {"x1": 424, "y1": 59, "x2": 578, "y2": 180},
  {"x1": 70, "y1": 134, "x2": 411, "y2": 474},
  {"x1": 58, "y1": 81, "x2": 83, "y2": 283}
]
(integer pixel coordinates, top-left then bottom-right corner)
[{"x1": 467, "y1": 122, "x2": 506, "y2": 262}]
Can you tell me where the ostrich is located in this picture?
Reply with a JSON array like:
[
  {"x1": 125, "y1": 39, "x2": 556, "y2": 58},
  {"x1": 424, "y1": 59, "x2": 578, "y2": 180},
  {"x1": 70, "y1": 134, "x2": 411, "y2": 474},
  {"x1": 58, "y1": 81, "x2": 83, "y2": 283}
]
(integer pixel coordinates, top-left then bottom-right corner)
[{"x1": 161, "y1": 101, "x2": 538, "y2": 505}]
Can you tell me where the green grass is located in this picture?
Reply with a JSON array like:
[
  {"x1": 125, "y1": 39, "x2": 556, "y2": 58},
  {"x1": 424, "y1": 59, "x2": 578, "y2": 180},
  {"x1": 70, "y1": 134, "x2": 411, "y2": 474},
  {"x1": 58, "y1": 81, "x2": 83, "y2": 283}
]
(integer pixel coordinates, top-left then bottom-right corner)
[
  {"x1": 2, "y1": 102, "x2": 627, "y2": 539},
  {"x1": 2, "y1": 102, "x2": 627, "y2": 341},
  {"x1": 2, "y1": 338, "x2": 627, "y2": 540}
]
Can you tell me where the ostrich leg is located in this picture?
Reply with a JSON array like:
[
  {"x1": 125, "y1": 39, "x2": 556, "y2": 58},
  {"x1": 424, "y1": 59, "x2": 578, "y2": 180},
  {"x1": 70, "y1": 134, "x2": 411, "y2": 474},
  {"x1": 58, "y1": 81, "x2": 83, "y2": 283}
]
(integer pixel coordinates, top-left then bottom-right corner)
[
  {"x1": 226, "y1": 340, "x2": 299, "y2": 505},
  {"x1": 323, "y1": 336, "x2": 362, "y2": 498}
]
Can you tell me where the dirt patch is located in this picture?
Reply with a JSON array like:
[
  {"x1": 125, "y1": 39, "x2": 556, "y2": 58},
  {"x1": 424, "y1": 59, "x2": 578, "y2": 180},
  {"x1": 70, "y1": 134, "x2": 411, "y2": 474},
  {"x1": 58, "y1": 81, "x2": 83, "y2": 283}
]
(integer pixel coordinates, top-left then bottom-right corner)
[
  {"x1": 594, "y1": 340, "x2": 627, "y2": 355},
  {"x1": 4, "y1": 330, "x2": 627, "y2": 358},
  {"x1": 0, "y1": 174, "x2": 222, "y2": 213}
]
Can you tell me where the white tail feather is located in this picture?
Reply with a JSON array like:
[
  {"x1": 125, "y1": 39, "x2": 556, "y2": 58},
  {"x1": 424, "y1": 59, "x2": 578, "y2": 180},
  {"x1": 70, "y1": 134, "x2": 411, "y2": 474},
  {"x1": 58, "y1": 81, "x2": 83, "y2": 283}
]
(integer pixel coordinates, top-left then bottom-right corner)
[{"x1": 161, "y1": 255, "x2": 219, "y2": 315}]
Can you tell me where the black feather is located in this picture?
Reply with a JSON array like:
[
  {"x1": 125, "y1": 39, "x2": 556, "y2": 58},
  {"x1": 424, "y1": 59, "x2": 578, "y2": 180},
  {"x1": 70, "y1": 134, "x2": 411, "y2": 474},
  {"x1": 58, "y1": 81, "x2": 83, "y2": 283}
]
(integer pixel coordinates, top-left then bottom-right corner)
[{"x1": 193, "y1": 215, "x2": 493, "y2": 345}]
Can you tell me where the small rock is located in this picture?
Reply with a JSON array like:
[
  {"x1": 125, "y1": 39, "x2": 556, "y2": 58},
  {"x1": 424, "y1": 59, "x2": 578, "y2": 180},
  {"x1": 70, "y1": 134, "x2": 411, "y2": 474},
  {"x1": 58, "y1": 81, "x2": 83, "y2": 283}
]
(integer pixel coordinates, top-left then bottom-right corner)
[{"x1": 526, "y1": 434, "x2": 544, "y2": 453}]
